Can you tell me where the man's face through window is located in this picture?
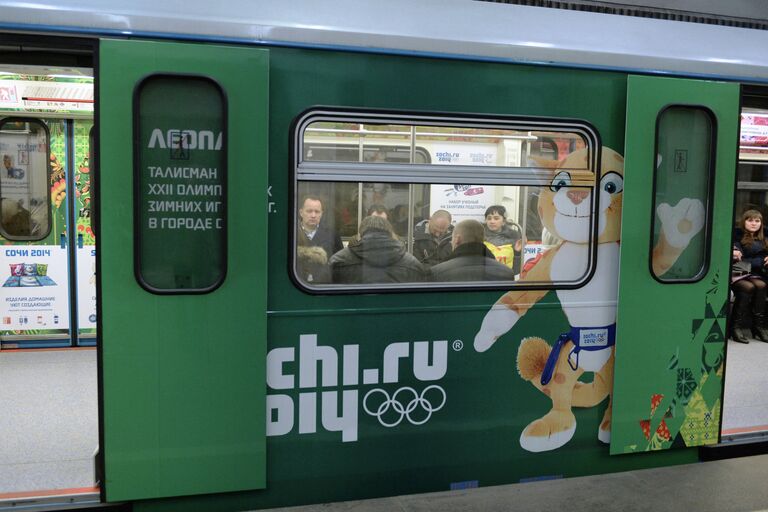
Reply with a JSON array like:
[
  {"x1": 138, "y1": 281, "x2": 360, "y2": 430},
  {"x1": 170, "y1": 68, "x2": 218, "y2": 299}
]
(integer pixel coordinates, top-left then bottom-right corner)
[
  {"x1": 300, "y1": 199, "x2": 323, "y2": 230},
  {"x1": 430, "y1": 217, "x2": 450, "y2": 238}
]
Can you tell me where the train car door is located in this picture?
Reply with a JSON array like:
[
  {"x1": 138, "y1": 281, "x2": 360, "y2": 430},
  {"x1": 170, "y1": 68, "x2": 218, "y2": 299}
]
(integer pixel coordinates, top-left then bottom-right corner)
[
  {"x1": 0, "y1": 67, "x2": 98, "y2": 502},
  {"x1": 611, "y1": 76, "x2": 739, "y2": 454},
  {"x1": 99, "y1": 39, "x2": 268, "y2": 500},
  {"x1": 721, "y1": 91, "x2": 768, "y2": 441}
]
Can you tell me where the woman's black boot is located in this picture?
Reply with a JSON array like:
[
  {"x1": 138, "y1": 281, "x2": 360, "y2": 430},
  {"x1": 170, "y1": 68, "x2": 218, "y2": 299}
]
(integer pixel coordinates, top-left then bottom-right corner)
[
  {"x1": 753, "y1": 311, "x2": 768, "y2": 342},
  {"x1": 733, "y1": 296, "x2": 752, "y2": 343},
  {"x1": 734, "y1": 326, "x2": 752, "y2": 343}
]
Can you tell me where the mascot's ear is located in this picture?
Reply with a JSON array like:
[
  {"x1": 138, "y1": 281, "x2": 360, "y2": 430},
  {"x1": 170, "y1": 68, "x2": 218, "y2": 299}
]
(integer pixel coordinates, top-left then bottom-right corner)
[{"x1": 527, "y1": 155, "x2": 560, "y2": 169}]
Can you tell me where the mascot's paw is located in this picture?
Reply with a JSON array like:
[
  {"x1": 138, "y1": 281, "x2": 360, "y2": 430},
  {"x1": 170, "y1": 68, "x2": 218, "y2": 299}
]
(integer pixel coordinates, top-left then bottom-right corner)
[
  {"x1": 519, "y1": 410, "x2": 577, "y2": 452},
  {"x1": 474, "y1": 307, "x2": 520, "y2": 352},
  {"x1": 473, "y1": 331, "x2": 495, "y2": 353},
  {"x1": 598, "y1": 403, "x2": 612, "y2": 444},
  {"x1": 598, "y1": 425, "x2": 611, "y2": 444},
  {"x1": 656, "y1": 197, "x2": 705, "y2": 249},
  {"x1": 516, "y1": 337, "x2": 551, "y2": 381}
]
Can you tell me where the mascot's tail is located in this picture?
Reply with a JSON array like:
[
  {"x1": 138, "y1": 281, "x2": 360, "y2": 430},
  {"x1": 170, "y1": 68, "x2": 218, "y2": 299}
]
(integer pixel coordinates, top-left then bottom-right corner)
[{"x1": 517, "y1": 337, "x2": 551, "y2": 392}]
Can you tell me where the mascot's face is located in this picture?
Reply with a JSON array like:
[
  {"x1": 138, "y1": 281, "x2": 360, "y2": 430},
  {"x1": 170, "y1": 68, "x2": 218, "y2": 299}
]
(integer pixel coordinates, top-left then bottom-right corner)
[{"x1": 538, "y1": 147, "x2": 624, "y2": 244}]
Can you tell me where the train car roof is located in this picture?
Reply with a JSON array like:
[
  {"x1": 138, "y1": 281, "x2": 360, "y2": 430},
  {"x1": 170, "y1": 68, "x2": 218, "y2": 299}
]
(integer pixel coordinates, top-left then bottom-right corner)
[{"x1": 1, "y1": 0, "x2": 768, "y2": 82}]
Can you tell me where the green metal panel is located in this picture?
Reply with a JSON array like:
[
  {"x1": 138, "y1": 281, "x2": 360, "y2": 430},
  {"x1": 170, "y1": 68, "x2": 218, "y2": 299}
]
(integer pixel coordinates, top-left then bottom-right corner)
[
  {"x1": 612, "y1": 76, "x2": 739, "y2": 454},
  {"x1": 99, "y1": 39, "x2": 268, "y2": 500}
]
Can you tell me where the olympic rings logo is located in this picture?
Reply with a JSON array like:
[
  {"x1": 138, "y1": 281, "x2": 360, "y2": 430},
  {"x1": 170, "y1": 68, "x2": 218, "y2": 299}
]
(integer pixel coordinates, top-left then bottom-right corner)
[{"x1": 363, "y1": 385, "x2": 446, "y2": 427}]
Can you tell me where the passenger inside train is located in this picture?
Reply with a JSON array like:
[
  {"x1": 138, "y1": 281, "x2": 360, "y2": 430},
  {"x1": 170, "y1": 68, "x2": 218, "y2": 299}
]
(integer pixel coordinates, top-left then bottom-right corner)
[
  {"x1": 482, "y1": 205, "x2": 523, "y2": 274},
  {"x1": 722, "y1": 102, "x2": 768, "y2": 443},
  {"x1": 730, "y1": 209, "x2": 768, "y2": 344},
  {"x1": 294, "y1": 184, "x2": 550, "y2": 286},
  {"x1": 329, "y1": 215, "x2": 425, "y2": 284},
  {"x1": 412, "y1": 209, "x2": 453, "y2": 267},
  {"x1": 430, "y1": 219, "x2": 516, "y2": 282}
]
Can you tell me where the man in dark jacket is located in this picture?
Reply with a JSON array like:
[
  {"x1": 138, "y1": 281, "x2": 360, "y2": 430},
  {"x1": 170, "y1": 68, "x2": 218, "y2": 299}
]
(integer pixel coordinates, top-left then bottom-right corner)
[
  {"x1": 412, "y1": 210, "x2": 453, "y2": 266},
  {"x1": 297, "y1": 195, "x2": 343, "y2": 259},
  {"x1": 430, "y1": 219, "x2": 516, "y2": 282},
  {"x1": 330, "y1": 216, "x2": 425, "y2": 284}
]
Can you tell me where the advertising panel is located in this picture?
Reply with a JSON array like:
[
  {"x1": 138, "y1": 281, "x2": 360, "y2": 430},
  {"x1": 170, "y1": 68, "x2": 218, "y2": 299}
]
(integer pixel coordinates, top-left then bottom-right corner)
[
  {"x1": 0, "y1": 79, "x2": 93, "y2": 115},
  {"x1": 740, "y1": 111, "x2": 768, "y2": 159},
  {"x1": 430, "y1": 142, "x2": 498, "y2": 166},
  {"x1": 0, "y1": 245, "x2": 70, "y2": 330},
  {"x1": 429, "y1": 184, "x2": 496, "y2": 223},
  {"x1": 77, "y1": 246, "x2": 96, "y2": 328}
]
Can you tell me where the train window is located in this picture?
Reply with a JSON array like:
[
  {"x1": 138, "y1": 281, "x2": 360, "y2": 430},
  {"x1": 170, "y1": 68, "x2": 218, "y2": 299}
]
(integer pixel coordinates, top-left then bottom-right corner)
[
  {"x1": 735, "y1": 108, "x2": 768, "y2": 226},
  {"x1": 134, "y1": 75, "x2": 227, "y2": 293},
  {"x1": 650, "y1": 106, "x2": 714, "y2": 282},
  {"x1": 293, "y1": 111, "x2": 599, "y2": 291},
  {"x1": 0, "y1": 118, "x2": 52, "y2": 241}
]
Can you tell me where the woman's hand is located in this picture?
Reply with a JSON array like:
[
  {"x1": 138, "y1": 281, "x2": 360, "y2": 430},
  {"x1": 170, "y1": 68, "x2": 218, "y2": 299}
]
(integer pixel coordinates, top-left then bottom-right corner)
[
  {"x1": 763, "y1": 255, "x2": 768, "y2": 267},
  {"x1": 733, "y1": 249, "x2": 742, "y2": 261}
]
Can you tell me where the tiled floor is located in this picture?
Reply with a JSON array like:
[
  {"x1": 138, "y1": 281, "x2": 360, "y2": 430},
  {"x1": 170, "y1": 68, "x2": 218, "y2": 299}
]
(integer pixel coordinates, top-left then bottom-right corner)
[
  {"x1": 722, "y1": 337, "x2": 768, "y2": 433},
  {"x1": 0, "y1": 349, "x2": 98, "y2": 494}
]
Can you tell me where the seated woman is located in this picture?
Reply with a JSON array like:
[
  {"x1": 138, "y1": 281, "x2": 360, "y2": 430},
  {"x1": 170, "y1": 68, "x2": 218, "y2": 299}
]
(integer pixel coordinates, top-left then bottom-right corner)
[
  {"x1": 329, "y1": 215, "x2": 425, "y2": 284},
  {"x1": 732, "y1": 209, "x2": 768, "y2": 343},
  {"x1": 483, "y1": 205, "x2": 522, "y2": 274}
]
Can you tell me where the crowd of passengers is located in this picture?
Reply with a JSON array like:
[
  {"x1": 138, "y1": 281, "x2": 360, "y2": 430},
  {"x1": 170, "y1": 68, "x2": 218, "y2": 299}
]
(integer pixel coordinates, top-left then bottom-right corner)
[{"x1": 296, "y1": 195, "x2": 522, "y2": 284}]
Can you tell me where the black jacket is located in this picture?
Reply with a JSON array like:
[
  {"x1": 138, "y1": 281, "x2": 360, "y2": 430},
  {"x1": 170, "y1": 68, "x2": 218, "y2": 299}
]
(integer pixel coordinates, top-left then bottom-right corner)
[
  {"x1": 330, "y1": 232, "x2": 426, "y2": 284},
  {"x1": 298, "y1": 224, "x2": 343, "y2": 261},
  {"x1": 430, "y1": 242, "x2": 516, "y2": 282},
  {"x1": 734, "y1": 228, "x2": 768, "y2": 276},
  {"x1": 412, "y1": 220, "x2": 453, "y2": 266}
]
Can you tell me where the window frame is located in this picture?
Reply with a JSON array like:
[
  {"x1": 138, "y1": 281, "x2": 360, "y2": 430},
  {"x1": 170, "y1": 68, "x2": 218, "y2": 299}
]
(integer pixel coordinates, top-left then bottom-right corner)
[
  {"x1": 291, "y1": 108, "x2": 604, "y2": 294},
  {"x1": 648, "y1": 104, "x2": 717, "y2": 284},
  {"x1": 132, "y1": 73, "x2": 228, "y2": 295},
  {"x1": 0, "y1": 117, "x2": 53, "y2": 242}
]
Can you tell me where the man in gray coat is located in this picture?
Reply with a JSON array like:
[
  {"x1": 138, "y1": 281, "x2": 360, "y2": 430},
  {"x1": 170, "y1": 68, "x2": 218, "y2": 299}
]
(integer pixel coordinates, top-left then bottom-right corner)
[{"x1": 430, "y1": 219, "x2": 516, "y2": 282}]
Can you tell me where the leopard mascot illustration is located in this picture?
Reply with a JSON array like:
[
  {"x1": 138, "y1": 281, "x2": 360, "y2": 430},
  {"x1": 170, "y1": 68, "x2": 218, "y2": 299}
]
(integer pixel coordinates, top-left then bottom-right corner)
[{"x1": 473, "y1": 147, "x2": 703, "y2": 452}]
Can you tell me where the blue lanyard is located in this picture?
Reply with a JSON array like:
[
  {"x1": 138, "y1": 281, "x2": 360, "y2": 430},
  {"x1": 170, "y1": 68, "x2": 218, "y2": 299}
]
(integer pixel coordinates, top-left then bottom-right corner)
[{"x1": 540, "y1": 324, "x2": 616, "y2": 386}]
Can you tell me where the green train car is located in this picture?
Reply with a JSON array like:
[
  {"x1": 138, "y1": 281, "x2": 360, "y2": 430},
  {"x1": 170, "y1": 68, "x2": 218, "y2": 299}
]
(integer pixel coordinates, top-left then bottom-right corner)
[{"x1": 1, "y1": 1, "x2": 767, "y2": 510}]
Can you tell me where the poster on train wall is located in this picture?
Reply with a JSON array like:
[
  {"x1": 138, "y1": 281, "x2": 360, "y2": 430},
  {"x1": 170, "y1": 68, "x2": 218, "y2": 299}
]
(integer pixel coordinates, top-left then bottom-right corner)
[
  {"x1": 0, "y1": 79, "x2": 93, "y2": 115},
  {"x1": 740, "y1": 111, "x2": 768, "y2": 159},
  {"x1": 429, "y1": 184, "x2": 496, "y2": 223},
  {"x1": 522, "y1": 242, "x2": 546, "y2": 264},
  {"x1": 430, "y1": 142, "x2": 498, "y2": 166},
  {"x1": 0, "y1": 245, "x2": 70, "y2": 330},
  {"x1": 77, "y1": 245, "x2": 96, "y2": 328}
]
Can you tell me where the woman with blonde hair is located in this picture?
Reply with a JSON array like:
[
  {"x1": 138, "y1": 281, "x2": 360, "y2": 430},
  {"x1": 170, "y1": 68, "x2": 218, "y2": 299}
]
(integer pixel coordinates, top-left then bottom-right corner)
[{"x1": 732, "y1": 209, "x2": 768, "y2": 343}]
